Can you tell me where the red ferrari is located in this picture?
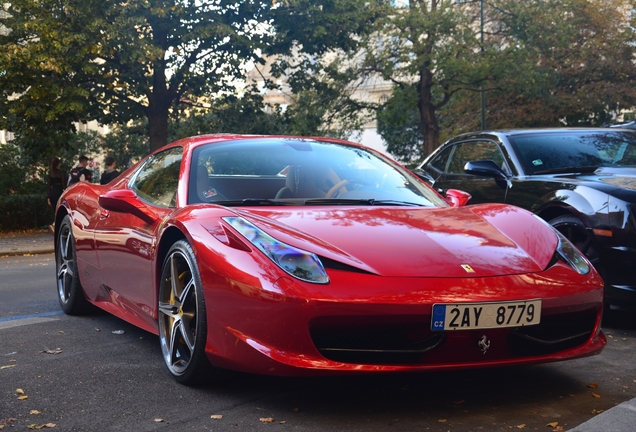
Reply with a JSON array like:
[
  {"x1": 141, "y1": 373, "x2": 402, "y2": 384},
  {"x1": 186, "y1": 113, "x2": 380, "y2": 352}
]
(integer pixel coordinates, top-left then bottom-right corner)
[{"x1": 54, "y1": 135, "x2": 606, "y2": 384}]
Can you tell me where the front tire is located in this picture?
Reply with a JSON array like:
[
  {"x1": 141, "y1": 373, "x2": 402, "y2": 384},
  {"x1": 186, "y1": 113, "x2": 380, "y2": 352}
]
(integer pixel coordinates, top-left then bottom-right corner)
[
  {"x1": 158, "y1": 240, "x2": 212, "y2": 385},
  {"x1": 56, "y1": 215, "x2": 91, "y2": 315},
  {"x1": 549, "y1": 215, "x2": 602, "y2": 271}
]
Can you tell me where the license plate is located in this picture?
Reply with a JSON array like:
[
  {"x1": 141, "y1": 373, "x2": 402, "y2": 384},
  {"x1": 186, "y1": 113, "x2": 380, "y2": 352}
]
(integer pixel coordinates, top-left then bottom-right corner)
[{"x1": 431, "y1": 300, "x2": 542, "y2": 331}]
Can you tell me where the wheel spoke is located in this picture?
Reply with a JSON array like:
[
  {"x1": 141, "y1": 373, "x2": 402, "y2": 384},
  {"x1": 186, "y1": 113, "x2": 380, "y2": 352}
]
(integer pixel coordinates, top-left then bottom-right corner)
[
  {"x1": 169, "y1": 317, "x2": 186, "y2": 366},
  {"x1": 179, "y1": 279, "x2": 197, "y2": 351},
  {"x1": 579, "y1": 234, "x2": 593, "y2": 254}
]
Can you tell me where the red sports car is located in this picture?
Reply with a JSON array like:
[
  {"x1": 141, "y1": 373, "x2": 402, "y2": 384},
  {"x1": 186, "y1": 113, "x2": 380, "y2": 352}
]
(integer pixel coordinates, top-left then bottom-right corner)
[{"x1": 54, "y1": 135, "x2": 606, "y2": 384}]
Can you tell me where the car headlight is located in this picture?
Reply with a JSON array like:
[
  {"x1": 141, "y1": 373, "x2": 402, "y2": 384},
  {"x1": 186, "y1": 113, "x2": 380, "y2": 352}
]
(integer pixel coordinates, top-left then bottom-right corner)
[
  {"x1": 223, "y1": 217, "x2": 330, "y2": 284},
  {"x1": 554, "y1": 229, "x2": 591, "y2": 275},
  {"x1": 533, "y1": 215, "x2": 590, "y2": 275}
]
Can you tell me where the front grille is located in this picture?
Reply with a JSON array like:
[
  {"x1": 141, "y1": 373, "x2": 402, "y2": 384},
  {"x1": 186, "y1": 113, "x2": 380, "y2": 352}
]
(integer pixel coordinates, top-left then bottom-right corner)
[
  {"x1": 310, "y1": 320, "x2": 445, "y2": 365},
  {"x1": 508, "y1": 308, "x2": 597, "y2": 356}
]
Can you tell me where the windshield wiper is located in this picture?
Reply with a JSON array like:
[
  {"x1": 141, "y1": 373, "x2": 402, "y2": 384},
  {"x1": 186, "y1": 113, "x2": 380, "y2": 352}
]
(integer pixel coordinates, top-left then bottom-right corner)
[
  {"x1": 533, "y1": 166, "x2": 599, "y2": 175},
  {"x1": 303, "y1": 198, "x2": 423, "y2": 206},
  {"x1": 213, "y1": 198, "x2": 289, "y2": 206}
]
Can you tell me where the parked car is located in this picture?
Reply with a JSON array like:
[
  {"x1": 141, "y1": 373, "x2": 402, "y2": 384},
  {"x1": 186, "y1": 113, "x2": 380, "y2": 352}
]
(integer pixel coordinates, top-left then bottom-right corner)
[
  {"x1": 417, "y1": 128, "x2": 636, "y2": 311},
  {"x1": 55, "y1": 134, "x2": 605, "y2": 384}
]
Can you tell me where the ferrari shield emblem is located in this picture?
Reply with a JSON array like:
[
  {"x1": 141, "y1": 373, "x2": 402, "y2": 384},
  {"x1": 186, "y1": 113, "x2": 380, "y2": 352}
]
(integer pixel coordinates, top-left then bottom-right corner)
[{"x1": 461, "y1": 264, "x2": 475, "y2": 273}]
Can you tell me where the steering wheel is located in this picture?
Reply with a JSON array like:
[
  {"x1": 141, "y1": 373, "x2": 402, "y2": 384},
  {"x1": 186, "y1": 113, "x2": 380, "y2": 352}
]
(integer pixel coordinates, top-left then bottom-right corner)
[{"x1": 326, "y1": 179, "x2": 372, "y2": 198}]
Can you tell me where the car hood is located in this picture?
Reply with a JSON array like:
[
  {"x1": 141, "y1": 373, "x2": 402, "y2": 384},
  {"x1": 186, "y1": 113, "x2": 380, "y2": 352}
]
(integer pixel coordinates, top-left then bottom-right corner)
[
  {"x1": 591, "y1": 167, "x2": 636, "y2": 192},
  {"x1": 233, "y1": 204, "x2": 558, "y2": 278}
]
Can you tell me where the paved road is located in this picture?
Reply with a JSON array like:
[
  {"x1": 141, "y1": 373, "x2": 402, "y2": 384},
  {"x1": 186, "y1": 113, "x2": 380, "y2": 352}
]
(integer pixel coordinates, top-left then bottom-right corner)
[{"x1": 1, "y1": 254, "x2": 636, "y2": 431}]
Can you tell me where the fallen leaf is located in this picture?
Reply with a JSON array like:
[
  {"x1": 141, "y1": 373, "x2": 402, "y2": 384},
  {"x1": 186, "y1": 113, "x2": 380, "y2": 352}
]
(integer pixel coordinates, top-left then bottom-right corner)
[
  {"x1": 26, "y1": 424, "x2": 54, "y2": 430},
  {"x1": 591, "y1": 409, "x2": 604, "y2": 414},
  {"x1": 210, "y1": 415, "x2": 223, "y2": 419},
  {"x1": 30, "y1": 410, "x2": 41, "y2": 415},
  {"x1": 1, "y1": 364, "x2": 16, "y2": 369},
  {"x1": 260, "y1": 418, "x2": 274, "y2": 423},
  {"x1": 57, "y1": 331, "x2": 64, "y2": 334},
  {"x1": 42, "y1": 348, "x2": 62, "y2": 355},
  {"x1": 154, "y1": 419, "x2": 163, "y2": 423},
  {"x1": 592, "y1": 393, "x2": 601, "y2": 399},
  {"x1": 516, "y1": 424, "x2": 526, "y2": 429},
  {"x1": 18, "y1": 395, "x2": 29, "y2": 400},
  {"x1": 94, "y1": 328, "x2": 101, "y2": 332},
  {"x1": 43, "y1": 425, "x2": 56, "y2": 429},
  {"x1": 279, "y1": 421, "x2": 286, "y2": 424},
  {"x1": 546, "y1": 422, "x2": 559, "y2": 428},
  {"x1": 438, "y1": 419, "x2": 447, "y2": 423},
  {"x1": 112, "y1": 330, "x2": 125, "y2": 335},
  {"x1": 16, "y1": 388, "x2": 25, "y2": 395},
  {"x1": 587, "y1": 383, "x2": 598, "y2": 388}
]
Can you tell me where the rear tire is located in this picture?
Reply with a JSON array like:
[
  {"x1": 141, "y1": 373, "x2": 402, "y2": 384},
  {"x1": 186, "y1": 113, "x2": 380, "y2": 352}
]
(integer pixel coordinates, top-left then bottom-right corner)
[{"x1": 55, "y1": 215, "x2": 91, "y2": 315}]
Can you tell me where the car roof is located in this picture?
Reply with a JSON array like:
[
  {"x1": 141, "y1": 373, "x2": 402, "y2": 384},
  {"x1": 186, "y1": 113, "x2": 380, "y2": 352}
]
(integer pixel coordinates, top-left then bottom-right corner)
[{"x1": 447, "y1": 128, "x2": 635, "y2": 143}]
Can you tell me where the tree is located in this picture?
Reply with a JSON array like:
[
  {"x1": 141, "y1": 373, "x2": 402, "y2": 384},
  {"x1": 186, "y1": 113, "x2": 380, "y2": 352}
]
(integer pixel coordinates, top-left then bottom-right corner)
[
  {"x1": 363, "y1": 0, "x2": 505, "y2": 159},
  {"x1": 0, "y1": 0, "x2": 271, "y2": 153},
  {"x1": 263, "y1": 0, "x2": 386, "y2": 138},
  {"x1": 486, "y1": 0, "x2": 636, "y2": 129},
  {"x1": 373, "y1": 0, "x2": 636, "y2": 161}
]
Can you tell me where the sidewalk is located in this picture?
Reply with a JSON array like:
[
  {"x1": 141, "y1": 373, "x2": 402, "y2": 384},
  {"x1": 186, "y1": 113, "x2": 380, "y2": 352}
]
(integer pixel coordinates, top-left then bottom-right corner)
[
  {"x1": 1, "y1": 231, "x2": 635, "y2": 430},
  {"x1": 0, "y1": 230, "x2": 55, "y2": 256}
]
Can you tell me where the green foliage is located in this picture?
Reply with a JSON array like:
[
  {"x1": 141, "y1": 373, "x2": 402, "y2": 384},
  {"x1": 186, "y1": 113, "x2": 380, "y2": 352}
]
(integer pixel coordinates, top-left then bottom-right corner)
[
  {"x1": 266, "y1": 0, "x2": 385, "y2": 139},
  {"x1": 368, "y1": 0, "x2": 636, "y2": 160},
  {"x1": 101, "y1": 123, "x2": 150, "y2": 170},
  {"x1": 0, "y1": 0, "x2": 273, "y2": 152},
  {"x1": 376, "y1": 85, "x2": 422, "y2": 164},
  {"x1": 0, "y1": 141, "x2": 25, "y2": 195},
  {"x1": 0, "y1": 194, "x2": 53, "y2": 231},
  {"x1": 169, "y1": 91, "x2": 287, "y2": 140}
]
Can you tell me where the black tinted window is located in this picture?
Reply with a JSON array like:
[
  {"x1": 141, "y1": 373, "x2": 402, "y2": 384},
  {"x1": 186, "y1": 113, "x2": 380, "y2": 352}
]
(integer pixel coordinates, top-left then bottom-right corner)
[
  {"x1": 428, "y1": 145, "x2": 453, "y2": 173},
  {"x1": 509, "y1": 131, "x2": 636, "y2": 174},
  {"x1": 447, "y1": 141, "x2": 504, "y2": 174}
]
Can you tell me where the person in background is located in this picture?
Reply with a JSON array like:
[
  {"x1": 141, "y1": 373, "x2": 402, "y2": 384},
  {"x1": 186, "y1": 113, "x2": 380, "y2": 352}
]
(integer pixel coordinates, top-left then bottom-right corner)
[
  {"x1": 68, "y1": 155, "x2": 93, "y2": 186},
  {"x1": 47, "y1": 157, "x2": 67, "y2": 208},
  {"x1": 100, "y1": 156, "x2": 121, "y2": 185}
]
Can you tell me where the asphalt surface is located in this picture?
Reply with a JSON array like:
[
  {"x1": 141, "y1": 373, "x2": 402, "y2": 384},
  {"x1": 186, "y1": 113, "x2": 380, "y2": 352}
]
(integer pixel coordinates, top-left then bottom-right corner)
[{"x1": 1, "y1": 230, "x2": 635, "y2": 431}]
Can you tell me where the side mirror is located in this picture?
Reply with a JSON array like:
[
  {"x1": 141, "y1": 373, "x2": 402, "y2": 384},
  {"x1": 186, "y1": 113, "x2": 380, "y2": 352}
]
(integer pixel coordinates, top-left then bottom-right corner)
[
  {"x1": 445, "y1": 189, "x2": 472, "y2": 207},
  {"x1": 464, "y1": 160, "x2": 508, "y2": 179},
  {"x1": 98, "y1": 189, "x2": 158, "y2": 224}
]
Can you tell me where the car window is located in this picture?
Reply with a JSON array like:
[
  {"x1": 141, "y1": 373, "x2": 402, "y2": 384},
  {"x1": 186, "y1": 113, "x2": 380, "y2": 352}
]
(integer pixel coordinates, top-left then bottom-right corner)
[
  {"x1": 446, "y1": 141, "x2": 505, "y2": 174},
  {"x1": 428, "y1": 145, "x2": 453, "y2": 173},
  {"x1": 508, "y1": 131, "x2": 636, "y2": 174},
  {"x1": 130, "y1": 146, "x2": 183, "y2": 208},
  {"x1": 189, "y1": 138, "x2": 448, "y2": 207}
]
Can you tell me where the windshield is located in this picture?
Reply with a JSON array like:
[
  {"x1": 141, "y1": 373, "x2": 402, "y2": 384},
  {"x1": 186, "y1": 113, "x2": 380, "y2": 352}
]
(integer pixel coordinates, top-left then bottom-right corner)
[
  {"x1": 188, "y1": 138, "x2": 446, "y2": 207},
  {"x1": 509, "y1": 131, "x2": 636, "y2": 174}
]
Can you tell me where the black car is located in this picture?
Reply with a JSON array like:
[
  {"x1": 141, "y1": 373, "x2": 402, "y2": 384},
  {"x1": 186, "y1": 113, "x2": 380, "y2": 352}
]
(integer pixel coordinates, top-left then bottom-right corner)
[{"x1": 417, "y1": 128, "x2": 636, "y2": 311}]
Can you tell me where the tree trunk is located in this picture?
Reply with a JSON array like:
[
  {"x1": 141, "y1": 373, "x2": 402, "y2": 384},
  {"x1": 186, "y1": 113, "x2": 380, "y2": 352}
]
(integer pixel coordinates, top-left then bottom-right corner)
[
  {"x1": 147, "y1": 99, "x2": 170, "y2": 153},
  {"x1": 418, "y1": 65, "x2": 441, "y2": 158},
  {"x1": 146, "y1": 25, "x2": 173, "y2": 153}
]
